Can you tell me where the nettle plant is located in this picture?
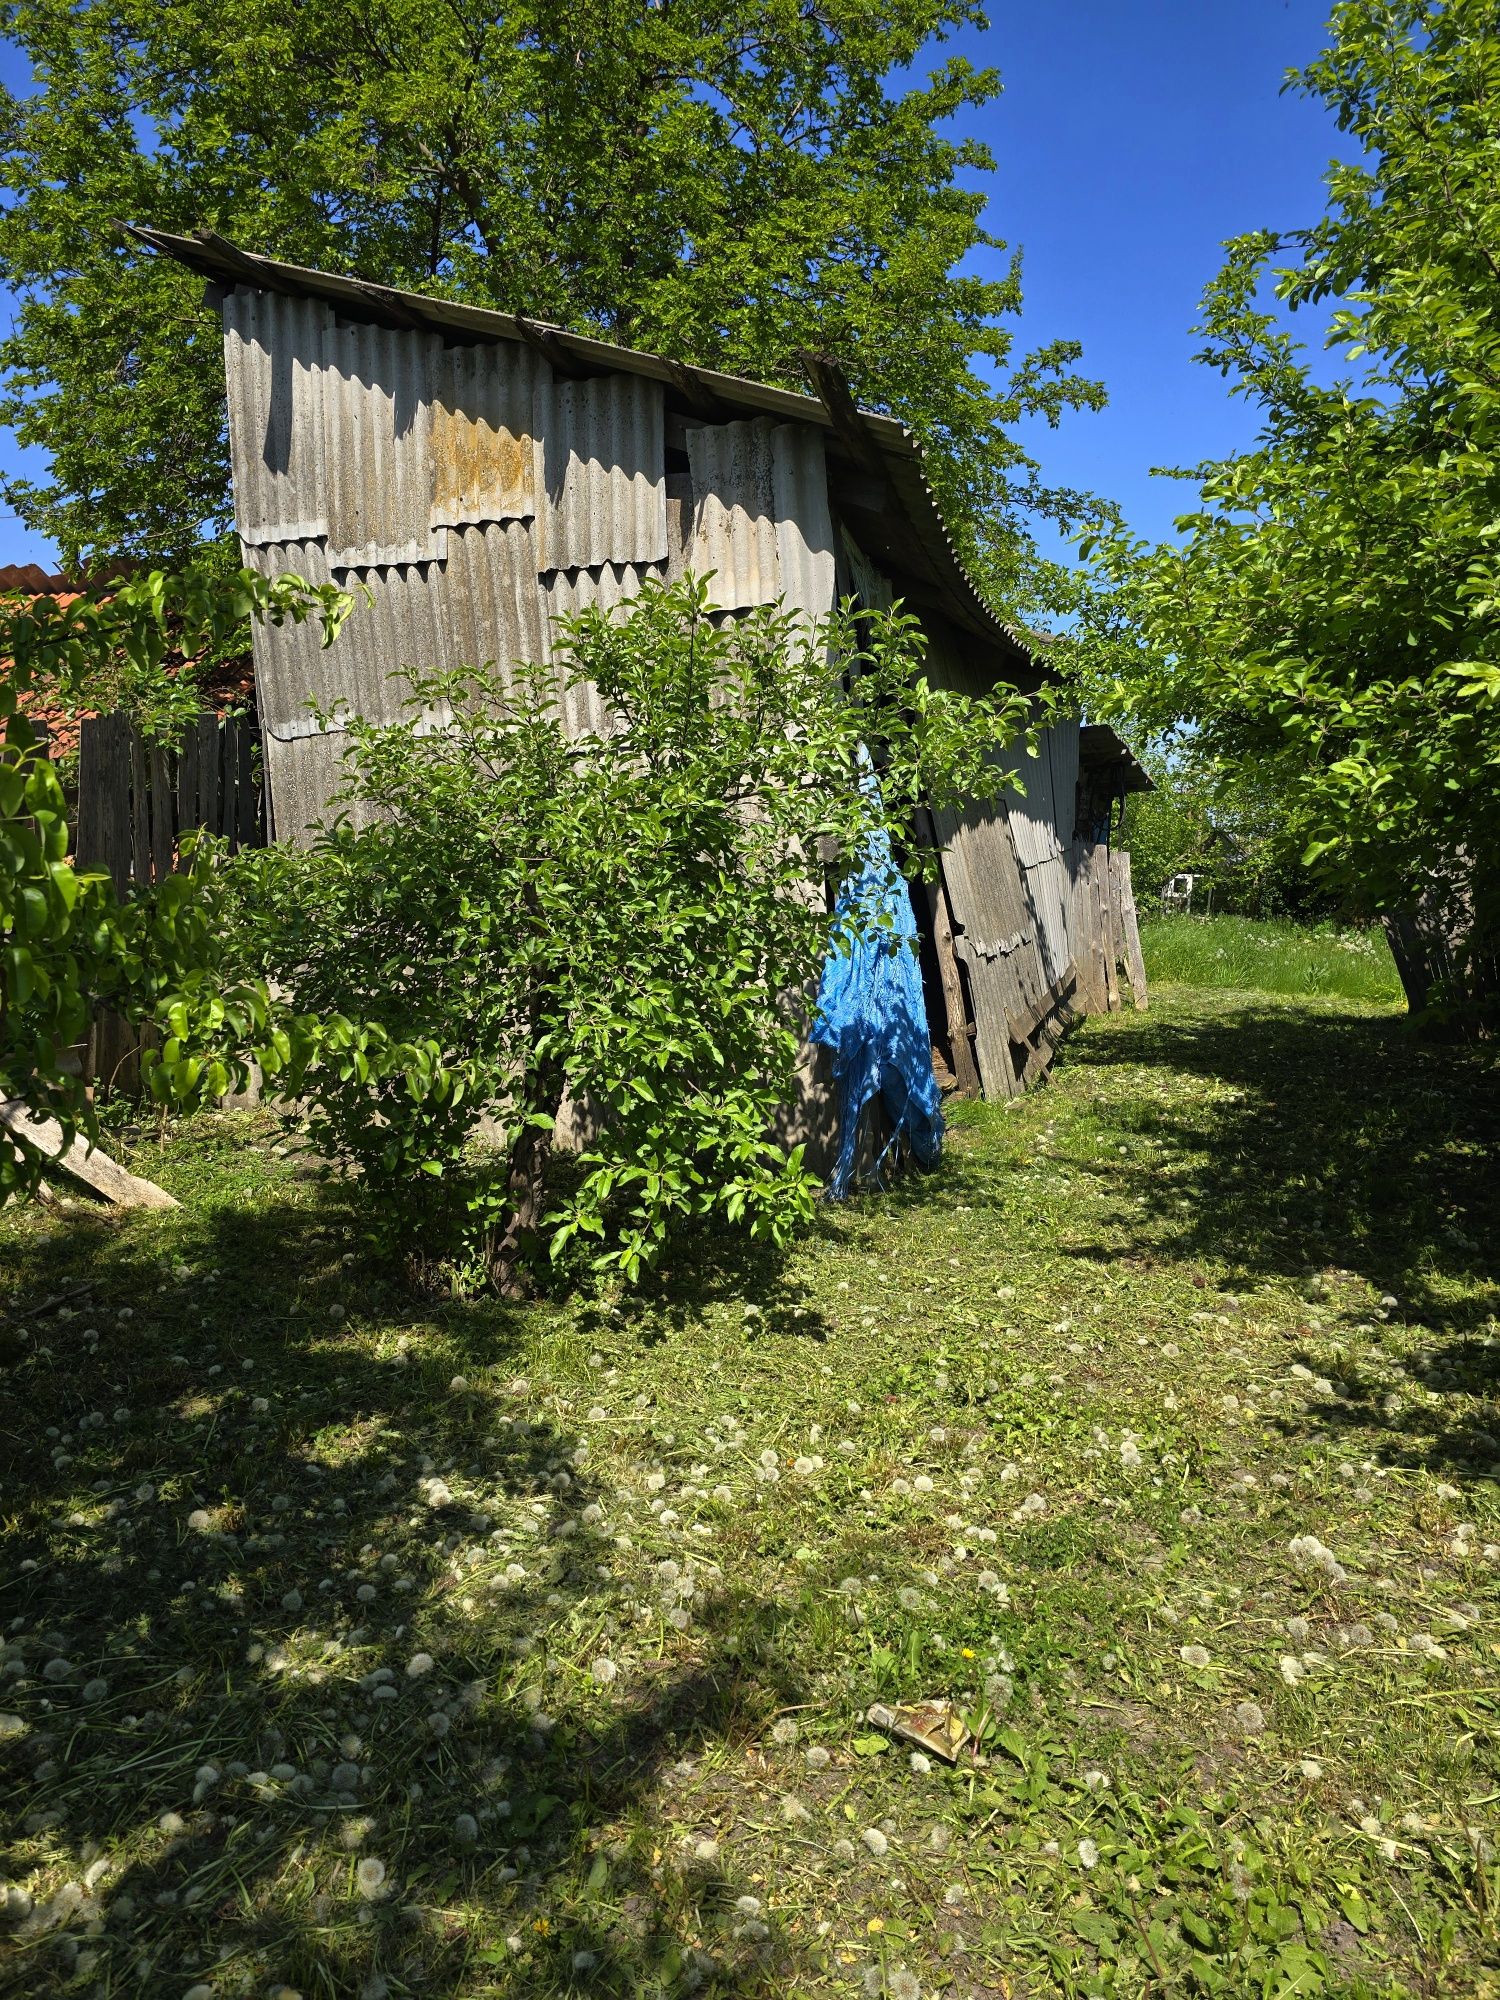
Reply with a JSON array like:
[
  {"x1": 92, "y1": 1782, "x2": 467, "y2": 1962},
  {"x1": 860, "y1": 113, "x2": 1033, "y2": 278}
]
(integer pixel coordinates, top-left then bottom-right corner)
[{"x1": 229, "y1": 577, "x2": 1025, "y2": 1292}]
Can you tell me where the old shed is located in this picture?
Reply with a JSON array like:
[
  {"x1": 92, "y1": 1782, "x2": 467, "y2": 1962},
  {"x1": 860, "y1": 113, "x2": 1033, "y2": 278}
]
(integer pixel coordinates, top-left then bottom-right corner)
[{"x1": 132, "y1": 224, "x2": 1149, "y2": 1141}]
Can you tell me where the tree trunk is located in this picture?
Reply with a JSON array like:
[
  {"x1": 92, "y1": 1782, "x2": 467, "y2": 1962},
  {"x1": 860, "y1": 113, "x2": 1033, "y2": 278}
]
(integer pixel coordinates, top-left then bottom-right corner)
[
  {"x1": 485, "y1": 1111, "x2": 557, "y2": 1298},
  {"x1": 1383, "y1": 868, "x2": 1498, "y2": 1040}
]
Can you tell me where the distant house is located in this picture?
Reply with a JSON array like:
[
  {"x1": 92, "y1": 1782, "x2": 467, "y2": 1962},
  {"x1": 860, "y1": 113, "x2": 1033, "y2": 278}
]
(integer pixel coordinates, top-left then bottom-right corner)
[{"x1": 131, "y1": 225, "x2": 1150, "y2": 1151}]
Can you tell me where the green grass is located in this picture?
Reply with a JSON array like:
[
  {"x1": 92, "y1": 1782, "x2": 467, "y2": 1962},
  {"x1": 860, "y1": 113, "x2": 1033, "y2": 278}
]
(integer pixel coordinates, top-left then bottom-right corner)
[
  {"x1": 2, "y1": 987, "x2": 1498, "y2": 1998},
  {"x1": 1141, "y1": 914, "x2": 1404, "y2": 1005}
]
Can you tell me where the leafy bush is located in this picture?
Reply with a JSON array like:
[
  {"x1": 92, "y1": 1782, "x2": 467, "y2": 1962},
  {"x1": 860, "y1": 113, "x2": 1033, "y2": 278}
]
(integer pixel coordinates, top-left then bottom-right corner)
[
  {"x1": 0, "y1": 568, "x2": 348, "y2": 1197},
  {"x1": 227, "y1": 578, "x2": 1025, "y2": 1290}
]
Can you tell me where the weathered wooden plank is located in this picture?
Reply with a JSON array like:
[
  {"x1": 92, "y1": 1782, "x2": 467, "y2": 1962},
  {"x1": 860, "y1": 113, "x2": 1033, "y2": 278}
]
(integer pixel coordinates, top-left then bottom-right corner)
[
  {"x1": 930, "y1": 794, "x2": 1039, "y2": 1099},
  {"x1": 76, "y1": 712, "x2": 133, "y2": 895},
  {"x1": 1102, "y1": 850, "x2": 1123, "y2": 1013},
  {"x1": 128, "y1": 724, "x2": 150, "y2": 887},
  {"x1": 1087, "y1": 843, "x2": 1114, "y2": 1015},
  {"x1": 194, "y1": 715, "x2": 220, "y2": 843},
  {"x1": 1007, "y1": 963, "x2": 1077, "y2": 1048},
  {"x1": 1068, "y1": 842, "x2": 1104, "y2": 1016},
  {"x1": 235, "y1": 722, "x2": 258, "y2": 850},
  {"x1": 912, "y1": 808, "x2": 981, "y2": 1098},
  {"x1": 177, "y1": 717, "x2": 201, "y2": 834},
  {"x1": 1115, "y1": 849, "x2": 1149, "y2": 1011},
  {"x1": 148, "y1": 742, "x2": 174, "y2": 881},
  {"x1": 0, "y1": 1100, "x2": 178, "y2": 1208},
  {"x1": 929, "y1": 869, "x2": 982, "y2": 1098},
  {"x1": 219, "y1": 721, "x2": 238, "y2": 844}
]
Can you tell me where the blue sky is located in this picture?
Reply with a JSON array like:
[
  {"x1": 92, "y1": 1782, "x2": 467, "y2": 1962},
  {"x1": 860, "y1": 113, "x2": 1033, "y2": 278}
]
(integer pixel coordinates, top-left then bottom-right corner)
[{"x1": 0, "y1": 2, "x2": 1346, "y2": 570}]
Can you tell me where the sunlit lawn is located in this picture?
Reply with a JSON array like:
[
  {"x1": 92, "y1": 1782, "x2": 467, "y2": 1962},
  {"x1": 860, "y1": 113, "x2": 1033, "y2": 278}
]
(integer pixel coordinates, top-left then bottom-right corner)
[
  {"x1": 2, "y1": 984, "x2": 1497, "y2": 1998},
  {"x1": 1140, "y1": 915, "x2": 1403, "y2": 1007}
]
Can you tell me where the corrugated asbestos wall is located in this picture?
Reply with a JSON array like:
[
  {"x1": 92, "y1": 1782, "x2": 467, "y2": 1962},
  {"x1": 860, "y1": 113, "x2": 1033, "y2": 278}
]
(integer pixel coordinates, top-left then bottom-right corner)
[{"x1": 222, "y1": 287, "x2": 838, "y2": 842}]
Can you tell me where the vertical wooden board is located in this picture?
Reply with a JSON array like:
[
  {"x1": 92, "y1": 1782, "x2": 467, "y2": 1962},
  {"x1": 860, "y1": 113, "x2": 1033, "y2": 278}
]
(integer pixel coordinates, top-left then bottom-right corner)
[
  {"x1": 77, "y1": 711, "x2": 135, "y2": 891},
  {"x1": 1102, "y1": 852, "x2": 1122, "y2": 1014},
  {"x1": 236, "y1": 724, "x2": 259, "y2": 849},
  {"x1": 219, "y1": 723, "x2": 238, "y2": 844},
  {"x1": 99, "y1": 714, "x2": 133, "y2": 897},
  {"x1": 1117, "y1": 849, "x2": 1149, "y2": 1011},
  {"x1": 1076, "y1": 843, "x2": 1109, "y2": 1016},
  {"x1": 148, "y1": 743, "x2": 175, "y2": 882},
  {"x1": 912, "y1": 823, "x2": 982, "y2": 1100},
  {"x1": 1068, "y1": 842, "x2": 1096, "y2": 1014},
  {"x1": 930, "y1": 798, "x2": 1030, "y2": 1097},
  {"x1": 177, "y1": 720, "x2": 201, "y2": 840},
  {"x1": 75, "y1": 717, "x2": 106, "y2": 869},
  {"x1": 129, "y1": 724, "x2": 150, "y2": 888},
  {"x1": 1096, "y1": 852, "x2": 1120, "y2": 1024},
  {"x1": 194, "y1": 716, "x2": 220, "y2": 843}
]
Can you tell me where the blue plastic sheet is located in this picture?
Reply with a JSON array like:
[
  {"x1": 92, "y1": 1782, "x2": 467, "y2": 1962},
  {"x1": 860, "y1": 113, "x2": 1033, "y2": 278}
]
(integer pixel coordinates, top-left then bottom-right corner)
[{"x1": 811, "y1": 786, "x2": 944, "y2": 1200}]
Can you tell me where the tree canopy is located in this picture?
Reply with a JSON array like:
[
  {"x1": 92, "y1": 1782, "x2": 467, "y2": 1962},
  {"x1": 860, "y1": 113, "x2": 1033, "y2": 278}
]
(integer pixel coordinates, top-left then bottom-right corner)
[
  {"x1": 0, "y1": 0, "x2": 1105, "y2": 623},
  {"x1": 1071, "y1": 0, "x2": 1500, "y2": 1022}
]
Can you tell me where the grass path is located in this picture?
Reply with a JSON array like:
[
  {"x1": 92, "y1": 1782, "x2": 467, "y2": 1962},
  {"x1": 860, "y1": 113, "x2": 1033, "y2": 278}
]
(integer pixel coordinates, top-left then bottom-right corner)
[{"x1": 1, "y1": 986, "x2": 1497, "y2": 1999}]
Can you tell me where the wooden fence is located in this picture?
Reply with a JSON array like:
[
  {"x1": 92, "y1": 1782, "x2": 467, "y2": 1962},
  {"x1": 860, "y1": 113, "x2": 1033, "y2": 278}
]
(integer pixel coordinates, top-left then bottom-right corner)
[
  {"x1": 1072, "y1": 842, "x2": 1148, "y2": 1018},
  {"x1": 74, "y1": 710, "x2": 264, "y2": 1092}
]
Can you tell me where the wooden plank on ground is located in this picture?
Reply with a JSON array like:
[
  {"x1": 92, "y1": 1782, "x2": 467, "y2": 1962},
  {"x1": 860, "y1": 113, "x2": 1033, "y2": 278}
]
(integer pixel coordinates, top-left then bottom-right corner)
[{"x1": 0, "y1": 1100, "x2": 178, "y2": 1208}]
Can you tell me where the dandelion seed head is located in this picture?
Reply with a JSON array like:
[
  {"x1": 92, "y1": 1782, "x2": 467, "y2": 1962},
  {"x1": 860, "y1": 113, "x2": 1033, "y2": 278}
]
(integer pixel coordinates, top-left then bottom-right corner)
[
  {"x1": 1179, "y1": 1644, "x2": 1210, "y2": 1668},
  {"x1": 1078, "y1": 1837, "x2": 1099, "y2": 1869},
  {"x1": 355, "y1": 1856, "x2": 387, "y2": 1898},
  {"x1": 406, "y1": 1652, "x2": 435, "y2": 1678},
  {"x1": 860, "y1": 1826, "x2": 889, "y2": 1857}
]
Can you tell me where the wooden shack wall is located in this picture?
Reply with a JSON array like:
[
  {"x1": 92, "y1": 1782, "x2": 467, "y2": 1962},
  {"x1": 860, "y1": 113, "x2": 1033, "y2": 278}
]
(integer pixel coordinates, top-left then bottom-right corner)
[{"x1": 223, "y1": 287, "x2": 838, "y2": 845}]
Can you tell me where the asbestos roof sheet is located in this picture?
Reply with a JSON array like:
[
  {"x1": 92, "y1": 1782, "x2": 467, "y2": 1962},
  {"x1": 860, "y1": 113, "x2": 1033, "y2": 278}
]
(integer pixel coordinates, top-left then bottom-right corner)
[
  {"x1": 126, "y1": 223, "x2": 1033, "y2": 672},
  {"x1": 534, "y1": 373, "x2": 667, "y2": 572},
  {"x1": 222, "y1": 287, "x2": 332, "y2": 547}
]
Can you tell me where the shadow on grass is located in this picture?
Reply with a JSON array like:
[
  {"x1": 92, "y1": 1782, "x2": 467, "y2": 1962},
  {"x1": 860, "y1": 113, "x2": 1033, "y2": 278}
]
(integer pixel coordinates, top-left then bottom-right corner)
[
  {"x1": 1057, "y1": 998, "x2": 1500, "y2": 1482},
  {"x1": 0, "y1": 1180, "x2": 806, "y2": 1998}
]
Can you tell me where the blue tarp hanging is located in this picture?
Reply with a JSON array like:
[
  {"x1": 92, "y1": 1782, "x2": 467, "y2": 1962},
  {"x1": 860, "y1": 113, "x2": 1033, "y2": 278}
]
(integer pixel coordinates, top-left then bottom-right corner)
[{"x1": 811, "y1": 775, "x2": 943, "y2": 1200}]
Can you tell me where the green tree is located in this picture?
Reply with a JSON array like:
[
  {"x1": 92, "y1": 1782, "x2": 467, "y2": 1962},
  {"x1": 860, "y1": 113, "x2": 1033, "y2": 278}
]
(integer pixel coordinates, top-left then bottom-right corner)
[
  {"x1": 0, "y1": 0, "x2": 1105, "y2": 624},
  {"x1": 219, "y1": 578, "x2": 1026, "y2": 1292},
  {"x1": 1124, "y1": 753, "x2": 1340, "y2": 919},
  {"x1": 1072, "y1": 0, "x2": 1500, "y2": 1027}
]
